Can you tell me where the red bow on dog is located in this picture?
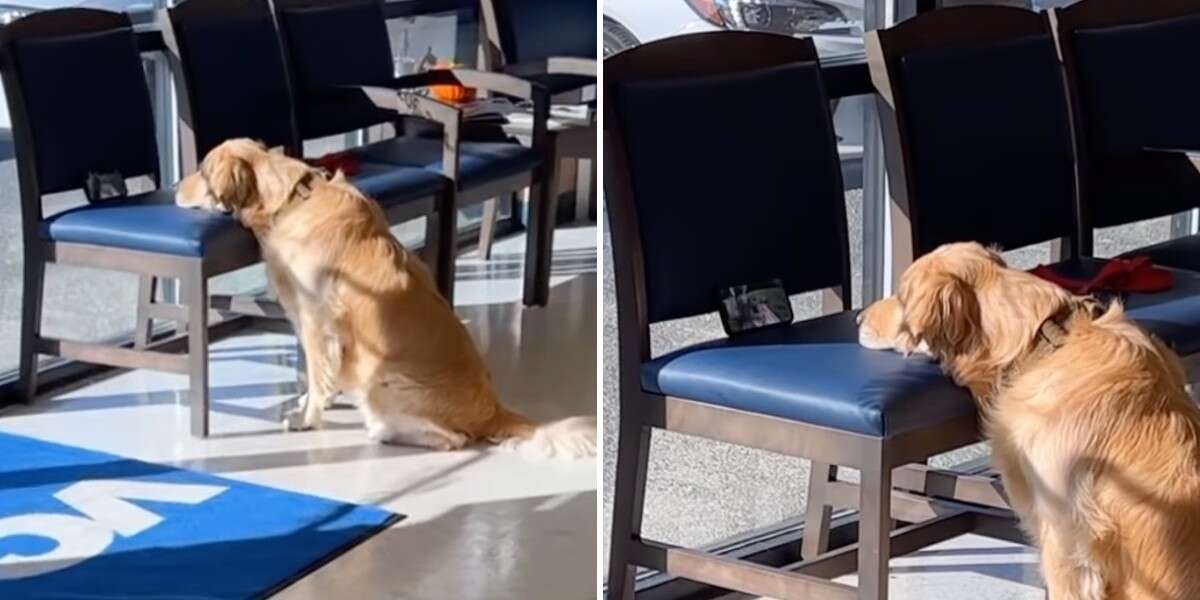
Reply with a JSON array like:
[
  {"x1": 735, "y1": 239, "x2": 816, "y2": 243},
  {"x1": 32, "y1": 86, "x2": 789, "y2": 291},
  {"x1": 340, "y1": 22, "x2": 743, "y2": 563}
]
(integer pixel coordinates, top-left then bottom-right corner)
[{"x1": 1031, "y1": 256, "x2": 1173, "y2": 294}]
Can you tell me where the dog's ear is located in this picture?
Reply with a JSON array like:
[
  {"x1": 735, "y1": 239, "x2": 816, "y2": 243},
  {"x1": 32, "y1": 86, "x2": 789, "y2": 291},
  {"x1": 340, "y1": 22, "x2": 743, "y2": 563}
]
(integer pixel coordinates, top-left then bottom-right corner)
[
  {"x1": 268, "y1": 145, "x2": 286, "y2": 155},
  {"x1": 205, "y1": 152, "x2": 256, "y2": 212},
  {"x1": 900, "y1": 272, "x2": 980, "y2": 355}
]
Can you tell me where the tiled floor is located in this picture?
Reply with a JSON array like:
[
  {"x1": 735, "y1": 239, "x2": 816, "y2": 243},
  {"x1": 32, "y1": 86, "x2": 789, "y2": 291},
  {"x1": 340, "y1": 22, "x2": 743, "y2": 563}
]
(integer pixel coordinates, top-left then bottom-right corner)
[{"x1": 0, "y1": 226, "x2": 599, "y2": 600}]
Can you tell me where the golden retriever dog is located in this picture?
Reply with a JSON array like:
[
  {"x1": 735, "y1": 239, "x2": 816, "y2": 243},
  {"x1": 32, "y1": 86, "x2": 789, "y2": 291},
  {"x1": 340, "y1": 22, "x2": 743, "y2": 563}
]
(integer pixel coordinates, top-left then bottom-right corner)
[
  {"x1": 862, "y1": 242, "x2": 1200, "y2": 600},
  {"x1": 177, "y1": 139, "x2": 595, "y2": 458}
]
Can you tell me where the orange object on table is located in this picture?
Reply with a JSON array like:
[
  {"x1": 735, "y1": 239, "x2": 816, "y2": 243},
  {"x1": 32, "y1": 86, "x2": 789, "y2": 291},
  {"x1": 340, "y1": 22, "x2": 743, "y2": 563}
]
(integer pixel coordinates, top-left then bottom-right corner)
[{"x1": 429, "y1": 63, "x2": 475, "y2": 103}]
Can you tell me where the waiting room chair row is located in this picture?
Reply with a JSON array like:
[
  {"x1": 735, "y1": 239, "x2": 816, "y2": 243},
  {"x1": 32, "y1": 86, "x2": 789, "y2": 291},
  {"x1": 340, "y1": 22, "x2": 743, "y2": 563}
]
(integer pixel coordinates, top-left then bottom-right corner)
[{"x1": 3, "y1": 0, "x2": 595, "y2": 437}]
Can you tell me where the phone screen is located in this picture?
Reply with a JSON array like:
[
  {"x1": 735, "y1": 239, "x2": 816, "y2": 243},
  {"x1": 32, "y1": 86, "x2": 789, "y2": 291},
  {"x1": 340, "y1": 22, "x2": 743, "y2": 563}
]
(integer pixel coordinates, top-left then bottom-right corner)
[{"x1": 718, "y1": 279, "x2": 794, "y2": 335}]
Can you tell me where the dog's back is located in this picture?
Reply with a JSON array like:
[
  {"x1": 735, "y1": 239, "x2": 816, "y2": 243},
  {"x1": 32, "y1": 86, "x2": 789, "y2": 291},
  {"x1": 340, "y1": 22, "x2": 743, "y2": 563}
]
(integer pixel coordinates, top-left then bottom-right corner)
[{"x1": 997, "y1": 303, "x2": 1200, "y2": 599}]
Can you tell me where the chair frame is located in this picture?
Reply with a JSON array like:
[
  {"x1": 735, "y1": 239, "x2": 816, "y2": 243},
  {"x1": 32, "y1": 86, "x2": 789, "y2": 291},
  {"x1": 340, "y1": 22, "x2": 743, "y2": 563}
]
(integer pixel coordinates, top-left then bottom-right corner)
[
  {"x1": 271, "y1": 0, "x2": 559, "y2": 306},
  {"x1": 1050, "y1": 0, "x2": 1200, "y2": 256},
  {"x1": 3, "y1": 8, "x2": 262, "y2": 437},
  {"x1": 605, "y1": 31, "x2": 1015, "y2": 600}
]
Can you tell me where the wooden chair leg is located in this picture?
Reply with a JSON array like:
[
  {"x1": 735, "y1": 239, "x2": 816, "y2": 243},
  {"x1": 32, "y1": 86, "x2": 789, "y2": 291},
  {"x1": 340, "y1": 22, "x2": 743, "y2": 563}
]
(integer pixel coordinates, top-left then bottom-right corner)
[
  {"x1": 857, "y1": 450, "x2": 892, "y2": 600},
  {"x1": 802, "y1": 462, "x2": 837, "y2": 560},
  {"x1": 419, "y1": 212, "x2": 442, "y2": 288},
  {"x1": 133, "y1": 275, "x2": 157, "y2": 350},
  {"x1": 523, "y1": 142, "x2": 559, "y2": 307},
  {"x1": 477, "y1": 197, "x2": 500, "y2": 260},
  {"x1": 17, "y1": 257, "x2": 46, "y2": 403},
  {"x1": 186, "y1": 265, "x2": 210, "y2": 438},
  {"x1": 436, "y1": 191, "x2": 459, "y2": 306},
  {"x1": 606, "y1": 419, "x2": 651, "y2": 600}
]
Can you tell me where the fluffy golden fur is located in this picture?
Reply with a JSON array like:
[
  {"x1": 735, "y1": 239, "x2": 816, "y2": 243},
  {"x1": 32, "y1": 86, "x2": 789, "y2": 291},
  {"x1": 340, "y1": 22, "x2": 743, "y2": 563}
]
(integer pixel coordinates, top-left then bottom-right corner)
[
  {"x1": 865, "y1": 242, "x2": 1200, "y2": 599},
  {"x1": 177, "y1": 139, "x2": 595, "y2": 458}
]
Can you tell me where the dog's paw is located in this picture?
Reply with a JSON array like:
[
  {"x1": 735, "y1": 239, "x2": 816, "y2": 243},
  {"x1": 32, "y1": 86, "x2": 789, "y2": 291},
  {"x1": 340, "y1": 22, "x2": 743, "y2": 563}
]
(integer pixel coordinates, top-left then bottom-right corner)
[{"x1": 283, "y1": 408, "x2": 315, "y2": 431}]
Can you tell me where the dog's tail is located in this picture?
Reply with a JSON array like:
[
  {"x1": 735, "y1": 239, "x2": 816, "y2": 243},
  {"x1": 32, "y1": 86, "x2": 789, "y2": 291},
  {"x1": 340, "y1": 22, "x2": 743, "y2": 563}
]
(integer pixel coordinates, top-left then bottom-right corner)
[{"x1": 485, "y1": 405, "x2": 596, "y2": 459}]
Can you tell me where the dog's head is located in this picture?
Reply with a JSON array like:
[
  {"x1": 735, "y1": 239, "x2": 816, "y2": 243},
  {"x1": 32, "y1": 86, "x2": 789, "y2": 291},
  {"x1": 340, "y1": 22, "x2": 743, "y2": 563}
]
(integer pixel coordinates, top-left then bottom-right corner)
[
  {"x1": 176, "y1": 139, "x2": 311, "y2": 230},
  {"x1": 894, "y1": 242, "x2": 1004, "y2": 360},
  {"x1": 857, "y1": 296, "x2": 928, "y2": 356}
]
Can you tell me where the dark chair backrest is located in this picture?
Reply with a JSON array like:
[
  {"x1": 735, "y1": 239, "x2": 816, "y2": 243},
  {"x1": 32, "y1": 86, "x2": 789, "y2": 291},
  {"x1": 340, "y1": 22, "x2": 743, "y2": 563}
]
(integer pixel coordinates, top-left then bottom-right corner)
[
  {"x1": 0, "y1": 8, "x2": 160, "y2": 222},
  {"x1": 867, "y1": 6, "x2": 1076, "y2": 259},
  {"x1": 485, "y1": 0, "x2": 595, "y2": 65},
  {"x1": 167, "y1": 0, "x2": 301, "y2": 167},
  {"x1": 271, "y1": 0, "x2": 396, "y2": 140},
  {"x1": 1054, "y1": 0, "x2": 1200, "y2": 242},
  {"x1": 606, "y1": 32, "x2": 850, "y2": 343}
]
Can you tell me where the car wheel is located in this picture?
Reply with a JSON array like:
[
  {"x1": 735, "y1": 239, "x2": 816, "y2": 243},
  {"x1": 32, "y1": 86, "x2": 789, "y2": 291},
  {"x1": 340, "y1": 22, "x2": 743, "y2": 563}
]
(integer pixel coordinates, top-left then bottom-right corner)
[{"x1": 603, "y1": 18, "x2": 639, "y2": 57}]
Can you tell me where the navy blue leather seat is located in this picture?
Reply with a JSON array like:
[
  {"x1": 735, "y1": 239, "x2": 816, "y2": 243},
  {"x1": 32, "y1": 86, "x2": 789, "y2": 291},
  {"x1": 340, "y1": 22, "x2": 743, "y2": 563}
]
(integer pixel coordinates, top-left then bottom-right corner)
[
  {"x1": 39, "y1": 189, "x2": 256, "y2": 258},
  {"x1": 349, "y1": 161, "x2": 446, "y2": 205},
  {"x1": 524, "y1": 73, "x2": 594, "y2": 96},
  {"x1": 356, "y1": 138, "x2": 540, "y2": 189},
  {"x1": 1122, "y1": 234, "x2": 1200, "y2": 275},
  {"x1": 642, "y1": 311, "x2": 975, "y2": 437}
]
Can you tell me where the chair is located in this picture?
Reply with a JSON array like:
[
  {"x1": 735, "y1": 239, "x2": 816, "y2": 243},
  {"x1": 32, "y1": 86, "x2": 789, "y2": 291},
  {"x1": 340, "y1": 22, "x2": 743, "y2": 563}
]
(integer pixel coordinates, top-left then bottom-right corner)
[
  {"x1": 160, "y1": 0, "x2": 449, "y2": 296},
  {"x1": 0, "y1": 8, "x2": 259, "y2": 436},
  {"x1": 271, "y1": 0, "x2": 557, "y2": 306},
  {"x1": 868, "y1": 5, "x2": 1200, "y2": 370},
  {"x1": 475, "y1": 0, "x2": 597, "y2": 261},
  {"x1": 1052, "y1": 0, "x2": 1200, "y2": 270},
  {"x1": 478, "y1": 0, "x2": 596, "y2": 101},
  {"x1": 606, "y1": 31, "x2": 991, "y2": 600}
]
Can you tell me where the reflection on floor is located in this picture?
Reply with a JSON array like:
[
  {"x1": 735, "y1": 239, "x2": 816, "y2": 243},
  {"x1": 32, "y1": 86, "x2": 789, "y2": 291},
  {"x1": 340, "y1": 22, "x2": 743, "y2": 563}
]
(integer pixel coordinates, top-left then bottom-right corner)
[{"x1": 0, "y1": 226, "x2": 599, "y2": 600}]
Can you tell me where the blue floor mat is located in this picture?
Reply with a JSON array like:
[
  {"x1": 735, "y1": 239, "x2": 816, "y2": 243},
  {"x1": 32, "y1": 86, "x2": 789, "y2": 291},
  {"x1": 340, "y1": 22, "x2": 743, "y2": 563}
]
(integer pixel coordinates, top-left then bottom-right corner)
[{"x1": 0, "y1": 430, "x2": 402, "y2": 599}]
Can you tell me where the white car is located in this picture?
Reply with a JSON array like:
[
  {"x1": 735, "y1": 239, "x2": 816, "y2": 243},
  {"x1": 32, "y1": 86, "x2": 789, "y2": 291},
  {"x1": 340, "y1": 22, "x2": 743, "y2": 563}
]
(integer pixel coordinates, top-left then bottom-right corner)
[{"x1": 604, "y1": 0, "x2": 865, "y2": 58}]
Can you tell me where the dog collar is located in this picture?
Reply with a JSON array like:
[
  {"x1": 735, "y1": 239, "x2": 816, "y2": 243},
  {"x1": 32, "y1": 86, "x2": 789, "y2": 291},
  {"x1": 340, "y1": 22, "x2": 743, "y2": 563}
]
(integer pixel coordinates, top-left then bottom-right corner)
[
  {"x1": 288, "y1": 169, "x2": 321, "y2": 203},
  {"x1": 1008, "y1": 300, "x2": 1102, "y2": 382}
]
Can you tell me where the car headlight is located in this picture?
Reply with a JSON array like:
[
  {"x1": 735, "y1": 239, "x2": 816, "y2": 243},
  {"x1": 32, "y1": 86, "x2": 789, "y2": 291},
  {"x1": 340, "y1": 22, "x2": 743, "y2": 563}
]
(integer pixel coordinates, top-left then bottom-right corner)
[
  {"x1": 686, "y1": 0, "x2": 849, "y2": 35},
  {"x1": 684, "y1": 0, "x2": 736, "y2": 28}
]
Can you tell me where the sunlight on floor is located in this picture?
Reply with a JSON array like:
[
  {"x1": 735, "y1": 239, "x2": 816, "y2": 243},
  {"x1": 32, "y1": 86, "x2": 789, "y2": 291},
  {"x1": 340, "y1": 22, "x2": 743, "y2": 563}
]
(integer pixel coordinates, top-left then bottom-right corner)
[{"x1": 0, "y1": 226, "x2": 598, "y2": 600}]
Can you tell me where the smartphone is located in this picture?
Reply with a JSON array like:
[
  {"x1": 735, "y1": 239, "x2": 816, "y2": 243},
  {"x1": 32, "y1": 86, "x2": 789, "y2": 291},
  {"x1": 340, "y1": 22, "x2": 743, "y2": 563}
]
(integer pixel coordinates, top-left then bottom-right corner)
[{"x1": 717, "y1": 279, "x2": 794, "y2": 336}]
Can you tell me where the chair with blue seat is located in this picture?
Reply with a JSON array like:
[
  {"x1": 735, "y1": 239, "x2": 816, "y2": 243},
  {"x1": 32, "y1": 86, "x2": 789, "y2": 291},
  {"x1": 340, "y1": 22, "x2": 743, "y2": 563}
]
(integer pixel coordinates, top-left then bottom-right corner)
[
  {"x1": 0, "y1": 8, "x2": 259, "y2": 436},
  {"x1": 1051, "y1": 0, "x2": 1200, "y2": 271},
  {"x1": 271, "y1": 0, "x2": 558, "y2": 306},
  {"x1": 474, "y1": 0, "x2": 597, "y2": 261},
  {"x1": 159, "y1": 0, "x2": 449, "y2": 297},
  {"x1": 606, "y1": 31, "x2": 1000, "y2": 600},
  {"x1": 478, "y1": 0, "x2": 596, "y2": 101},
  {"x1": 868, "y1": 5, "x2": 1200, "y2": 365}
]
